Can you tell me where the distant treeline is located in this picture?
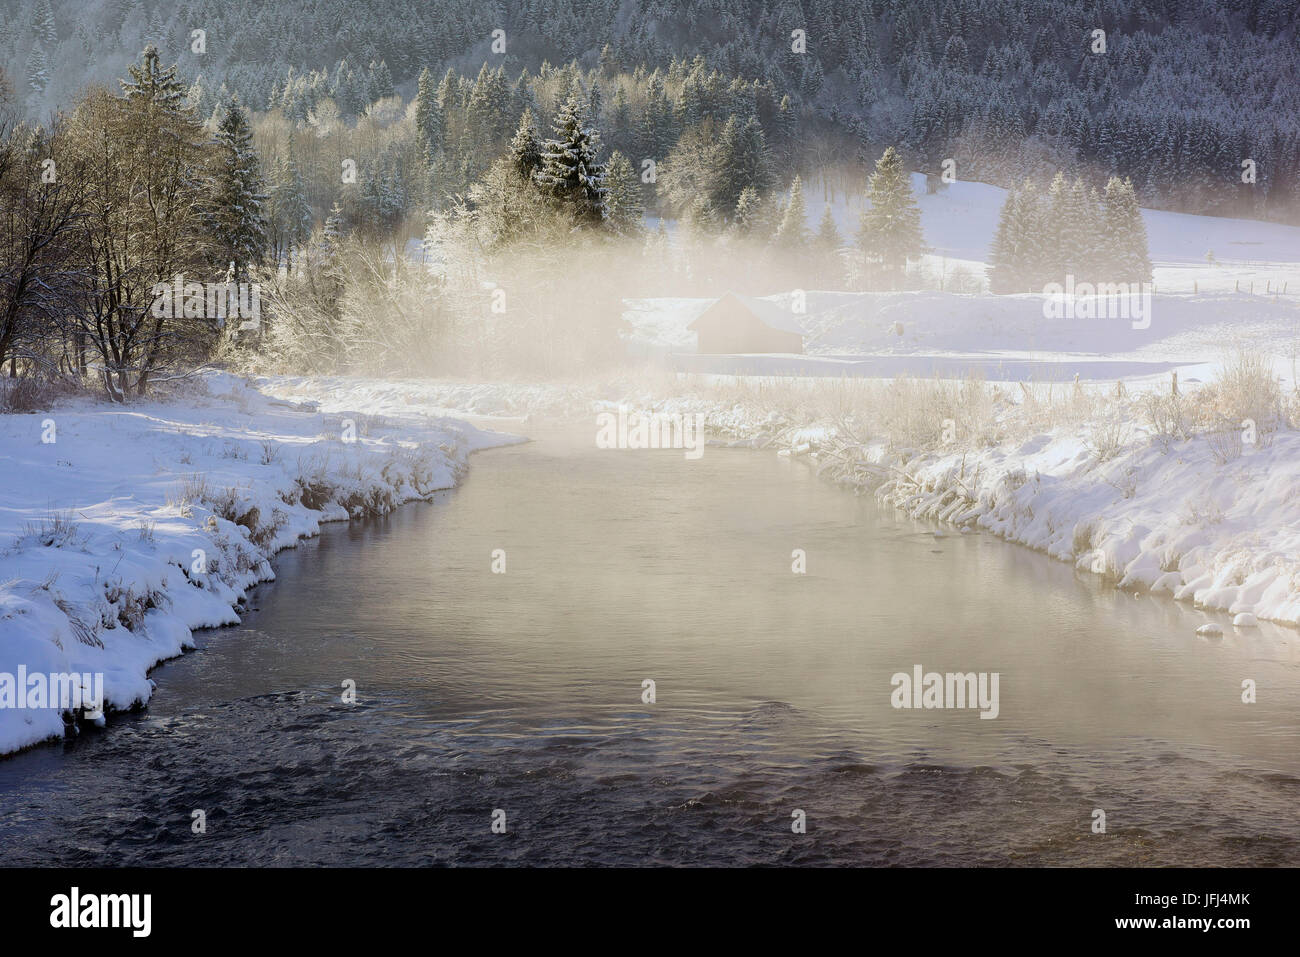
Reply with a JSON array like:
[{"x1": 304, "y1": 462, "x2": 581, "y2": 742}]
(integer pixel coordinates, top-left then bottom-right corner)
[{"x1": 3, "y1": 0, "x2": 1298, "y2": 224}]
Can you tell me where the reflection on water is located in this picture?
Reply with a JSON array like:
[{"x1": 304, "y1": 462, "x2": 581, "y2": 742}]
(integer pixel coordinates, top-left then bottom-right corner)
[{"x1": 1, "y1": 428, "x2": 1297, "y2": 865}]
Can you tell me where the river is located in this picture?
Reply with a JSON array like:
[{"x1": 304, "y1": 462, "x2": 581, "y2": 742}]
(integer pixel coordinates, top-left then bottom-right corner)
[{"x1": 1, "y1": 428, "x2": 1297, "y2": 865}]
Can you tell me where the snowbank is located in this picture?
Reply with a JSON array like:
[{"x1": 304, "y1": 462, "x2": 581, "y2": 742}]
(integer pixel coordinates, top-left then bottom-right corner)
[
  {"x1": 659, "y1": 388, "x2": 1300, "y2": 631},
  {"x1": 0, "y1": 373, "x2": 517, "y2": 756},
  {"x1": 867, "y1": 428, "x2": 1300, "y2": 628}
]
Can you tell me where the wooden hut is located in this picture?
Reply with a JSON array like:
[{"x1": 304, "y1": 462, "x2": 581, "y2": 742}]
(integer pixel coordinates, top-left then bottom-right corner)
[{"x1": 688, "y1": 292, "x2": 805, "y2": 354}]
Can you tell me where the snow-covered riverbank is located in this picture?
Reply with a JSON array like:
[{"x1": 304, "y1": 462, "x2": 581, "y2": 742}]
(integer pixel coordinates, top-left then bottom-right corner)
[
  {"x1": 0, "y1": 373, "x2": 517, "y2": 755},
  {"x1": 682, "y1": 379, "x2": 1300, "y2": 632},
  {"x1": 261, "y1": 371, "x2": 1300, "y2": 633}
]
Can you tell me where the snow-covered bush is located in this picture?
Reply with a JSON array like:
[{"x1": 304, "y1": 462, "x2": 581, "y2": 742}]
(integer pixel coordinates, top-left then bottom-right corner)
[
  {"x1": 1142, "y1": 391, "x2": 1194, "y2": 449},
  {"x1": 1202, "y1": 349, "x2": 1283, "y2": 449}
]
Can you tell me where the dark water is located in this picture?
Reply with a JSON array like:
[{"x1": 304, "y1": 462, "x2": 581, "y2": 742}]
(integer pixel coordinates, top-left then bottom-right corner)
[{"x1": 2, "y1": 429, "x2": 1298, "y2": 866}]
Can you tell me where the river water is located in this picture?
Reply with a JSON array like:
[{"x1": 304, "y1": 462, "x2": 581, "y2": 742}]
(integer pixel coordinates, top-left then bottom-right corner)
[{"x1": 2, "y1": 429, "x2": 1297, "y2": 865}]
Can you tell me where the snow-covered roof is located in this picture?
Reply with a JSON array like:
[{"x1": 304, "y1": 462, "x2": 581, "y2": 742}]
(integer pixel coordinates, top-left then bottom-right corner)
[{"x1": 689, "y1": 292, "x2": 805, "y2": 335}]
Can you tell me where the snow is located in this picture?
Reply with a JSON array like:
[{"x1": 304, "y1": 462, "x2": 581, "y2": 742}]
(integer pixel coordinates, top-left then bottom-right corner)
[
  {"x1": 627, "y1": 287, "x2": 1300, "y2": 394},
  {"x1": 0, "y1": 373, "x2": 518, "y2": 755},
  {"x1": 804, "y1": 172, "x2": 1300, "y2": 269},
  {"x1": 626, "y1": 176, "x2": 1300, "y2": 390}
]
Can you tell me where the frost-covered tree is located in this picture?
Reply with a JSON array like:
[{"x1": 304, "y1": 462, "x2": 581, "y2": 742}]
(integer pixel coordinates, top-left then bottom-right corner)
[
  {"x1": 120, "y1": 45, "x2": 187, "y2": 112},
  {"x1": 773, "y1": 174, "x2": 810, "y2": 248},
  {"x1": 733, "y1": 185, "x2": 776, "y2": 238},
  {"x1": 814, "y1": 205, "x2": 841, "y2": 251},
  {"x1": 712, "y1": 115, "x2": 776, "y2": 218},
  {"x1": 988, "y1": 180, "x2": 1038, "y2": 293},
  {"x1": 1108, "y1": 176, "x2": 1152, "y2": 284},
  {"x1": 267, "y1": 144, "x2": 312, "y2": 266},
  {"x1": 414, "y1": 67, "x2": 441, "y2": 162},
  {"x1": 858, "y1": 146, "x2": 925, "y2": 279},
  {"x1": 25, "y1": 43, "x2": 48, "y2": 97},
  {"x1": 31, "y1": 0, "x2": 57, "y2": 47},
  {"x1": 535, "y1": 92, "x2": 607, "y2": 227},
  {"x1": 603, "y1": 150, "x2": 644, "y2": 236},
  {"x1": 509, "y1": 109, "x2": 541, "y2": 182},
  {"x1": 63, "y1": 67, "x2": 216, "y2": 398},
  {"x1": 211, "y1": 97, "x2": 269, "y2": 278}
]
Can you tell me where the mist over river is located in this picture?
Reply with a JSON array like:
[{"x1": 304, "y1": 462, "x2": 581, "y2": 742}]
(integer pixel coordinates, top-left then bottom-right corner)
[{"x1": 1, "y1": 429, "x2": 1296, "y2": 866}]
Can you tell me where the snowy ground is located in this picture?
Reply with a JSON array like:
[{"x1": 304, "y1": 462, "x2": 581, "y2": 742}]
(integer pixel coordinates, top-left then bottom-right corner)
[
  {"x1": 0, "y1": 373, "x2": 516, "y2": 755},
  {"x1": 637, "y1": 289, "x2": 1300, "y2": 389},
  {"x1": 810, "y1": 173, "x2": 1300, "y2": 292}
]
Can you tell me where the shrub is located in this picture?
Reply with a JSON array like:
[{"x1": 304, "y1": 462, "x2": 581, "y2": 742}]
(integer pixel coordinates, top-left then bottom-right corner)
[
  {"x1": 1203, "y1": 349, "x2": 1282, "y2": 449},
  {"x1": 0, "y1": 377, "x2": 55, "y2": 413}
]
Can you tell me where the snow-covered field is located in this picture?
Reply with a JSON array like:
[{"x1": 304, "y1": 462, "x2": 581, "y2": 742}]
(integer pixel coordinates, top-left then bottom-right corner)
[
  {"x1": 0, "y1": 374, "x2": 516, "y2": 755},
  {"x1": 635, "y1": 175, "x2": 1300, "y2": 384},
  {"x1": 631, "y1": 288, "x2": 1300, "y2": 389},
  {"x1": 809, "y1": 173, "x2": 1300, "y2": 291}
]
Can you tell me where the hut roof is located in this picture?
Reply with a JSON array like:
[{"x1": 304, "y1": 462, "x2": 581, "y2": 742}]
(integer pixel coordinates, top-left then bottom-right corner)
[{"x1": 688, "y1": 292, "x2": 805, "y2": 336}]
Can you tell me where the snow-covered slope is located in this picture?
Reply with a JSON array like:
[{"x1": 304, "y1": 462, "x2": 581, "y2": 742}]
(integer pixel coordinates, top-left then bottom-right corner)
[{"x1": 803, "y1": 173, "x2": 1300, "y2": 267}]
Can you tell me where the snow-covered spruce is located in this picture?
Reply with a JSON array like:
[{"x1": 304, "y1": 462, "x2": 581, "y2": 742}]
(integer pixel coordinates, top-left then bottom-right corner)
[{"x1": 0, "y1": 373, "x2": 516, "y2": 756}]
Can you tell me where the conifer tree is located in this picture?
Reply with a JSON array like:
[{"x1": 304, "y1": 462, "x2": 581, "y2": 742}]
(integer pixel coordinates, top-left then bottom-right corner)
[
  {"x1": 509, "y1": 109, "x2": 542, "y2": 182},
  {"x1": 267, "y1": 145, "x2": 312, "y2": 266},
  {"x1": 603, "y1": 150, "x2": 644, "y2": 236},
  {"x1": 323, "y1": 202, "x2": 344, "y2": 248},
  {"x1": 212, "y1": 97, "x2": 269, "y2": 278},
  {"x1": 814, "y1": 205, "x2": 841, "y2": 251},
  {"x1": 814, "y1": 204, "x2": 845, "y2": 287},
  {"x1": 535, "y1": 92, "x2": 608, "y2": 227},
  {"x1": 1099, "y1": 176, "x2": 1127, "y2": 283},
  {"x1": 713, "y1": 115, "x2": 777, "y2": 218},
  {"x1": 414, "y1": 67, "x2": 441, "y2": 162},
  {"x1": 1060, "y1": 177, "x2": 1093, "y2": 279},
  {"x1": 32, "y1": 0, "x2": 57, "y2": 46},
  {"x1": 988, "y1": 183, "x2": 1028, "y2": 293},
  {"x1": 773, "y1": 175, "x2": 810, "y2": 248},
  {"x1": 1114, "y1": 177, "x2": 1152, "y2": 283},
  {"x1": 858, "y1": 146, "x2": 925, "y2": 280},
  {"x1": 120, "y1": 45, "x2": 187, "y2": 112},
  {"x1": 733, "y1": 186, "x2": 774, "y2": 238},
  {"x1": 1044, "y1": 171, "x2": 1076, "y2": 281},
  {"x1": 25, "y1": 42, "x2": 48, "y2": 96}
]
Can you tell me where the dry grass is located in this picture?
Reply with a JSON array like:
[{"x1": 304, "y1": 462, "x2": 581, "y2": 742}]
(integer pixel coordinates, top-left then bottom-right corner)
[
  {"x1": 1201, "y1": 349, "x2": 1283, "y2": 449},
  {"x1": 166, "y1": 473, "x2": 211, "y2": 517},
  {"x1": 19, "y1": 509, "x2": 85, "y2": 549}
]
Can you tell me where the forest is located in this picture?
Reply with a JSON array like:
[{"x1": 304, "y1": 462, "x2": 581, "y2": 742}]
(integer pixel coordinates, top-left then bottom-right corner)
[{"x1": 0, "y1": 0, "x2": 1288, "y2": 389}]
